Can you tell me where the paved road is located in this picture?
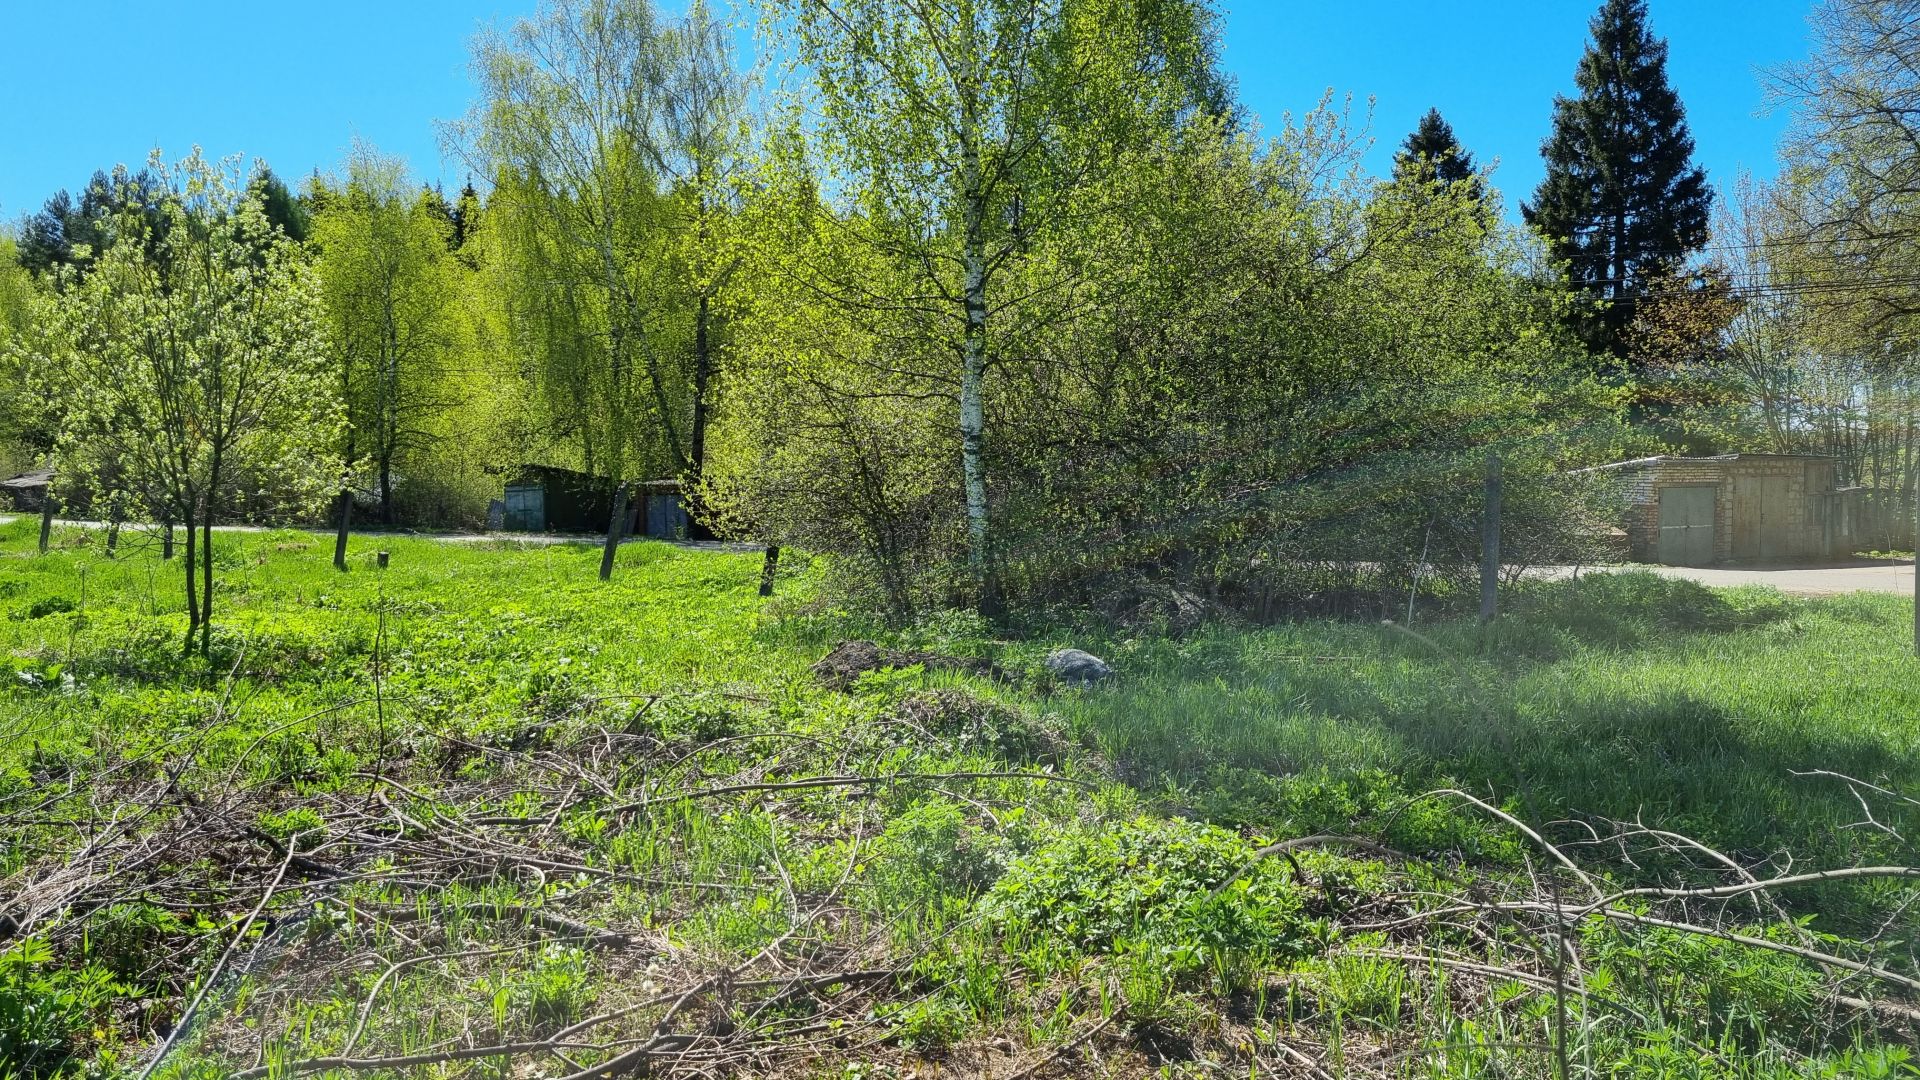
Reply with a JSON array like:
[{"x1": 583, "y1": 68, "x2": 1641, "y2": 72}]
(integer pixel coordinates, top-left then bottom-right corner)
[{"x1": 1545, "y1": 561, "x2": 1916, "y2": 596}]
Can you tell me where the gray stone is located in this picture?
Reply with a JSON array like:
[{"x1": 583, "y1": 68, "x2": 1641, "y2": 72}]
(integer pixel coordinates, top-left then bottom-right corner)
[{"x1": 1045, "y1": 648, "x2": 1113, "y2": 687}]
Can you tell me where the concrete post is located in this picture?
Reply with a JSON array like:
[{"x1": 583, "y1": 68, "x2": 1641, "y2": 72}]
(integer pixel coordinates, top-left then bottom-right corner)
[{"x1": 1481, "y1": 452, "x2": 1502, "y2": 623}]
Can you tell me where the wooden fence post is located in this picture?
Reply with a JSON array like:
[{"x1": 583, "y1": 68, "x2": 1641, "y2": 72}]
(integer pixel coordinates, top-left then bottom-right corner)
[
  {"x1": 759, "y1": 545, "x2": 781, "y2": 598},
  {"x1": 1481, "y1": 452, "x2": 1502, "y2": 623},
  {"x1": 334, "y1": 489, "x2": 353, "y2": 572},
  {"x1": 599, "y1": 482, "x2": 631, "y2": 583},
  {"x1": 37, "y1": 494, "x2": 54, "y2": 555}
]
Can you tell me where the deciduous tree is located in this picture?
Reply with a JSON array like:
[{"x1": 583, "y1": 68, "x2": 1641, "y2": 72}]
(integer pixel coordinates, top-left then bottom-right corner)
[
  {"x1": 755, "y1": 0, "x2": 1231, "y2": 612},
  {"x1": 452, "y1": 0, "x2": 713, "y2": 578},
  {"x1": 312, "y1": 145, "x2": 459, "y2": 560},
  {"x1": 1775, "y1": 0, "x2": 1920, "y2": 336},
  {"x1": 26, "y1": 150, "x2": 339, "y2": 655}
]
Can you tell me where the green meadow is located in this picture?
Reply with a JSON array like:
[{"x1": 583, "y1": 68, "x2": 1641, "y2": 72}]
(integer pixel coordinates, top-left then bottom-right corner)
[{"x1": 3, "y1": 520, "x2": 1918, "y2": 1079}]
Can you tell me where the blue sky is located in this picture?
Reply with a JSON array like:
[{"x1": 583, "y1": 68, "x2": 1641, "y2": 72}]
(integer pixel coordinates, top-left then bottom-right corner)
[{"x1": 0, "y1": 0, "x2": 1815, "y2": 223}]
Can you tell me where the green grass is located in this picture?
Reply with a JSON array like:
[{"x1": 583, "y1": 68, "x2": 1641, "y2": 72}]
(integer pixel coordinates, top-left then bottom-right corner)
[
  {"x1": 2, "y1": 521, "x2": 1917, "y2": 1079},
  {"x1": 1056, "y1": 574, "x2": 1920, "y2": 922},
  {"x1": 1059, "y1": 576, "x2": 1912, "y2": 880}
]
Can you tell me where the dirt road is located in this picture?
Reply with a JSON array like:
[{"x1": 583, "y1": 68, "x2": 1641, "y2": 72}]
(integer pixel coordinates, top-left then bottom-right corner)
[{"x1": 6, "y1": 513, "x2": 1905, "y2": 595}]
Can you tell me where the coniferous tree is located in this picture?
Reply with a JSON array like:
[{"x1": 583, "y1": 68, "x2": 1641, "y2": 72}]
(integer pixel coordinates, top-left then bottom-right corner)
[
  {"x1": 450, "y1": 183, "x2": 483, "y2": 253},
  {"x1": 249, "y1": 166, "x2": 312, "y2": 243},
  {"x1": 1524, "y1": 0, "x2": 1711, "y2": 368},
  {"x1": 1394, "y1": 108, "x2": 1477, "y2": 187},
  {"x1": 16, "y1": 191, "x2": 76, "y2": 275},
  {"x1": 16, "y1": 169, "x2": 171, "y2": 278}
]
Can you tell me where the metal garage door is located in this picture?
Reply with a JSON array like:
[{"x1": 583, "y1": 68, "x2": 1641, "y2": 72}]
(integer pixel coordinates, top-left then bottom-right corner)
[
  {"x1": 1657, "y1": 485, "x2": 1717, "y2": 566},
  {"x1": 503, "y1": 485, "x2": 545, "y2": 532},
  {"x1": 1733, "y1": 474, "x2": 1795, "y2": 561},
  {"x1": 645, "y1": 494, "x2": 688, "y2": 539}
]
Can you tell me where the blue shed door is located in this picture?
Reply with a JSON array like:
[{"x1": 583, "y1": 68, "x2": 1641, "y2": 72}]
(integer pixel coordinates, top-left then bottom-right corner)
[
  {"x1": 645, "y1": 495, "x2": 688, "y2": 539},
  {"x1": 503, "y1": 485, "x2": 545, "y2": 532}
]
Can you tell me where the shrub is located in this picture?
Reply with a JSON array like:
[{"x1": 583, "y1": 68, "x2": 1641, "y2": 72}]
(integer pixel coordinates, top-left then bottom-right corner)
[
  {"x1": 869, "y1": 798, "x2": 1003, "y2": 913},
  {"x1": 983, "y1": 817, "x2": 1320, "y2": 979},
  {"x1": 16, "y1": 597, "x2": 74, "y2": 621}
]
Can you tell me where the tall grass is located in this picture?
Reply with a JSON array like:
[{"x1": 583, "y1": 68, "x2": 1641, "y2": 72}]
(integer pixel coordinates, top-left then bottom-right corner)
[{"x1": 1057, "y1": 573, "x2": 1920, "y2": 925}]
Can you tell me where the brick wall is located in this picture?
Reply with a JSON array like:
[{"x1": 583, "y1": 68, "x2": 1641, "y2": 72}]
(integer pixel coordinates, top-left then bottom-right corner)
[{"x1": 1621, "y1": 457, "x2": 1841, "y2": 564}]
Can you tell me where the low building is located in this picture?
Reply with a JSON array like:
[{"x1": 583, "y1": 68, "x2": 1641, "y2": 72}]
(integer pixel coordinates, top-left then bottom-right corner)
[
  {"x1": 1584, "y1": 453, "x2": 1854, "y2": 566},
  {"x1": 500, "y1": 466, "x2": 689, "y2": 539},
  {"x1": 636, "y1": 479, "x2": 690, "y2": 540},
  {"x1": 0, "y1": 469, "x2": 53, "y2": 512}
]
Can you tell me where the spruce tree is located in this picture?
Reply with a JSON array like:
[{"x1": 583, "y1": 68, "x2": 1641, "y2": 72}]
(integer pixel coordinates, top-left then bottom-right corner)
[
  {"x1": 249, "y1": 167, "x2": 312, "y2": 244},
  {"x1": 1394, "y1": 108, "x2": 1477, "y2": 187},
  {"x1": 1524, "y1": 0, "x2": 1711, "y2": 368}
]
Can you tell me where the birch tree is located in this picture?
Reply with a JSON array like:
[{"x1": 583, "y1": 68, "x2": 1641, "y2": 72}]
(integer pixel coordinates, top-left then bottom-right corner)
[{"x1": 761, "y1": 0, "x2": 1229, "y2": 612}]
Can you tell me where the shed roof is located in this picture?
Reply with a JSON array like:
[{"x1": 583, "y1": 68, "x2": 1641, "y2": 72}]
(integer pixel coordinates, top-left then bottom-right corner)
[
  {"x1": 0, "y1": 469, "x2": 52, "y2": 490},
  {"x1": 1574, "y1": 453, "x2": 1835, "y2": 475}
]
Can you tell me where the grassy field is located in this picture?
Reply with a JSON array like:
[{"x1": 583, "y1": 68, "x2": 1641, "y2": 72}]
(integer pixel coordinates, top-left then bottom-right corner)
[
  {"x1": 1059, "y1": 575, "x2": 1920, "y2": 926},
  {"x1": 2, "y1": 519, "x2": 1919, "y2": 1079}
]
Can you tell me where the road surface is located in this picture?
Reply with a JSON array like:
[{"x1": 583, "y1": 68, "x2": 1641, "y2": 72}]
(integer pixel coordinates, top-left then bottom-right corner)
[
  {"x1": 0, "y1": 514, "x2": 758, "y2": 553},
  {"x1": 1543, "y1": 561, "x2": 1915, "y2": 596},
  {"x1": 4, "y1": 514, "x2": 1907, "y2": 595}
]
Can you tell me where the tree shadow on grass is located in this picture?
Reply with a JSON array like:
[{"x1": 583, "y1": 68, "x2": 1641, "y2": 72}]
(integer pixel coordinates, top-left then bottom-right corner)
[
  {"x1": 1071, "y1": 572, "x2": 1919, "y2": 910},
  {"x1": 1496, "y1": 571, "x2": 1797, "y2": 654}
]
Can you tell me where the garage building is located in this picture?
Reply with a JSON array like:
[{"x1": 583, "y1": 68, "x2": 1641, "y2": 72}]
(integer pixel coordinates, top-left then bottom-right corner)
[{"x1": 1586, "y1": 453, "x2": 1856, "y2": 566}]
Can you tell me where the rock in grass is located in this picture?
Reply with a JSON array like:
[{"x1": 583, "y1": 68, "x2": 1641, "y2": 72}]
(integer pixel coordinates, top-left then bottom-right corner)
[{"x1": 1044, "y1": 648, "x2": 1112, "y2": 687}]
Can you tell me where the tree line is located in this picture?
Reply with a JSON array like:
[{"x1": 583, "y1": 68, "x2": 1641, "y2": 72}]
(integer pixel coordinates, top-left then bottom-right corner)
[{"x1": 0, "y1": 0, "x2": 1913, "y2": 643}]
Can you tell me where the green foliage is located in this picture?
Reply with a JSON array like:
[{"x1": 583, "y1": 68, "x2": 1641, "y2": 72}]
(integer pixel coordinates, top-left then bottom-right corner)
[
  {"x1": 984, "y1": 817, "x2": 1318, "y2": 978},
  {"x1": 714, "y1": 97, "x2": 1614, "y2": 620},
  {"x1": 0, "y1": 940, "x2": 122, "y2": 1079},
  {"x1": 868, "y1": 797, "x2": 1002, "y2": 913},
  {"x1": 310, "y1": 144, "x2": 462, "y2": 526},
  {"x1": 1524, "y1": 0, "x2": 1713, "y2": 363},
  {"x1": 18, "y1": 149, "x2": 341, "y2": 653},
  {"x1": 0, "y1": 527, "x2": 1913, "y2": 1074},
  {"x1": 84, "y1": 903, "x2": 192, "y2": 986},
  {"x1": 16, "y1": 596, "x2": 74, "y2": 621},
  {"x1": 1583, "y1": 919, "x2": 1831, "y2": 1051},
  {"x1": 255, "y1": 806, "x2": 326, "y2": 849},
  {"x1": 1054, "y1": 573, "x2": 1920, "y2": 935},
  {"x1": 451, "y1": 0, "x2": 750, "y2": 499}
]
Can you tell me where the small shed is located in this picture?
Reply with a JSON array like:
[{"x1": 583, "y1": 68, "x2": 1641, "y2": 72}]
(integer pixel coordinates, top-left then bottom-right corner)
[
  {"x1": 1587, "y1": 454, "x2": 1853, "y2": 566},
  {"x1": 503, "y1": 465, "x2": 612, "y2": 534},
  {"x1": 500, "y1": 467, "x2": 690, "y2": 539},
  {"x1": 0, "y1": 469, "x2": 53, "y2": 512}
]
